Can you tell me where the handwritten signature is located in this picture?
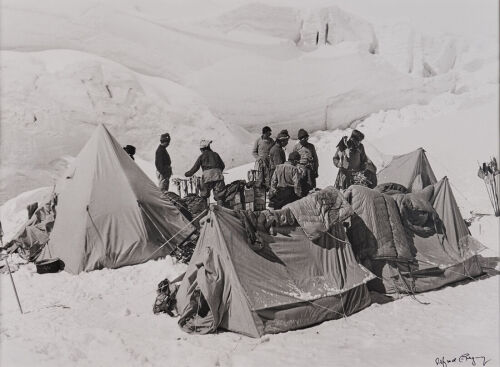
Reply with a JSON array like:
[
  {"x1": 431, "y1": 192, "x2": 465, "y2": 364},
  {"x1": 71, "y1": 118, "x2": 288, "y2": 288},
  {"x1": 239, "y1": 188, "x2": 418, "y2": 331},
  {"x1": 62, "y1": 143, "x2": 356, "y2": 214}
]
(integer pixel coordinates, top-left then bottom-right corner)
[{"x1": 435, "y1": 354, "x2": 490, "y2": 367}]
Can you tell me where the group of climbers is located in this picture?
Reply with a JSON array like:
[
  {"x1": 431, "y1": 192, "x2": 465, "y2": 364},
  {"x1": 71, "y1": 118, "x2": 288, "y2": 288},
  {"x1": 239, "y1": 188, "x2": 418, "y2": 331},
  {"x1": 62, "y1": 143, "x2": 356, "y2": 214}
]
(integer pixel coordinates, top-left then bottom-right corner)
[{"x1": 149, "y1": 125, "x2": 376, "y2": 208}]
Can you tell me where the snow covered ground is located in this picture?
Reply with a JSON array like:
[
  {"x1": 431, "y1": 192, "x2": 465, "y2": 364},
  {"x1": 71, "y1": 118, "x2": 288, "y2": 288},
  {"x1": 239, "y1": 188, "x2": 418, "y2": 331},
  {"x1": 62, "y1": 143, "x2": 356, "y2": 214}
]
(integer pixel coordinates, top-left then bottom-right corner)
[{"x1": 1, "y1": 0, "x2": 499, "y2": 366}]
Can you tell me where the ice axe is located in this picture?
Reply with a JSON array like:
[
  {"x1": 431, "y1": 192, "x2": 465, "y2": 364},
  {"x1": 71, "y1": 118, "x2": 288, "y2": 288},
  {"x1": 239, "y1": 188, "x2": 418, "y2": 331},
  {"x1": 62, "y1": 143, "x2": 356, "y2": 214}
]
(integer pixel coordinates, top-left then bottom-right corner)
[{"x1": 0, "y1": 221, "x2": 23, "y2": 314}]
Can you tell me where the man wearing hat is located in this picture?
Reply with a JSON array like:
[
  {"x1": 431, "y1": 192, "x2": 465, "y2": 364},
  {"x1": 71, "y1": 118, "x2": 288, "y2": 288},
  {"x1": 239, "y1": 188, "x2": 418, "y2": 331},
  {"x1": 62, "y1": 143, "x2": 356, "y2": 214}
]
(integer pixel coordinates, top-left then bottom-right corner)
[
  {"x1": 269, "y1": 129, "x2": 290, "y2": 180},
  {"x1": 269, "y1": 151, "x2": 304, "y2": 209},
  {"x1": 333, "y1": 129, "x2": 376, "y2": 189},
  {"x1": 185, "y1": 139, "x2": 226, "y2": 201},
  {"x1": 252, "y1": 126, "x2": 274, "y2": 189},
  {"x1": 155, "y1": 133, "x2": 172, "y2": 194},
  {"x1": 292, "y1": 128, "x2": 319, "y2": 194}
]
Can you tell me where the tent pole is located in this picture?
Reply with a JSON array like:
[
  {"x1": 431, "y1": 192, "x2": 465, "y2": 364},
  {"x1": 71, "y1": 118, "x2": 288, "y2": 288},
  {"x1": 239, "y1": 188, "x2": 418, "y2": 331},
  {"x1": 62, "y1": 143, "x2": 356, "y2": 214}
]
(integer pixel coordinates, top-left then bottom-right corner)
[
  {"x1": 167, "y1": 228, "x2": 197, "y2": 256},
  {"x1": 146, "y1": 209, "x2": 207, "y2": 261}
]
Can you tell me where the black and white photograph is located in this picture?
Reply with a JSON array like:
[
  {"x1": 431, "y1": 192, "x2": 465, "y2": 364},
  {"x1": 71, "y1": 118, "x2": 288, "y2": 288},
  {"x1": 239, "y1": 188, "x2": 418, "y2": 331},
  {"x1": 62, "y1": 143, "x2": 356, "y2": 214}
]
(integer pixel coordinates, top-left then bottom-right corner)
[{"x1": 0, "y1": 0, "x2": 498, "y2": 366}]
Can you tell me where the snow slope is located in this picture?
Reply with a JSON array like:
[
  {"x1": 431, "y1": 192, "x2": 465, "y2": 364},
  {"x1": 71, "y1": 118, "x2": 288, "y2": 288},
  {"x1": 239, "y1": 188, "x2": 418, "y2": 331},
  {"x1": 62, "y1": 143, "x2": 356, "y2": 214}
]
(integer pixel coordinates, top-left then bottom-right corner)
[
  {"x1": 3, "y1": 0, "x2": 491, "y2": 203},
  {"x1": 0, "y1": 50, "x2": 252, "y2": 203}
]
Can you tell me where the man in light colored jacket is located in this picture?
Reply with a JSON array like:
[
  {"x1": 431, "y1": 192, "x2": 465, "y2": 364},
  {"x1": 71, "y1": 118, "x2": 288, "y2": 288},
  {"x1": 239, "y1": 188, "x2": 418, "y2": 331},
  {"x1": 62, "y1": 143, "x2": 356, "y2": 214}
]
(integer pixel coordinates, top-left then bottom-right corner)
[
  {"x1": 252, "y1": 126, "x2": 274, "y2": 189},
  {"x1": 269, "y1": 151, "x2": 304, "y2": 209}
]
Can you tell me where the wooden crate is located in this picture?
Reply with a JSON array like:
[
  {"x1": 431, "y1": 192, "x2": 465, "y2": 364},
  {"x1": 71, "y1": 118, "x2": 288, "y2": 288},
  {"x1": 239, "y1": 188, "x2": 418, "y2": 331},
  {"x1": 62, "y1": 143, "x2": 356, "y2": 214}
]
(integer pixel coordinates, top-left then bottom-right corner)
[{"x1": 225, "y1": 186, "x2": 267, "y2": 211}]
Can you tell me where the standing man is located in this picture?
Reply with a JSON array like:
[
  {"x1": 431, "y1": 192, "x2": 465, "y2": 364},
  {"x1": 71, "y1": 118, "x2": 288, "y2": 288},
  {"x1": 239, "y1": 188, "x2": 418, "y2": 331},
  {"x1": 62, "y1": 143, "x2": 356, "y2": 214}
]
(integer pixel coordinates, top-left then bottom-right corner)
[
  {"x1": 269, "y1": 151, "x2": 304, "y2": 209},
  {"x1": 155, "y1": 133, "x2": 172, "y2": 194},
  {"x1": 333, "y1": 129, "x2": 376, "y2": 189},
  {"x1": 252, "y1": 126, "x2": 274, "y2": 189},
  {"x1": 185, "y1": 139, "x2": 226, "y2": 202},
  {"x1": 269, "y1": 130, "x2": 290, "y2": 180},
  {"x1": 292, "y1": 128, "x2": 319, "y2": 194}
]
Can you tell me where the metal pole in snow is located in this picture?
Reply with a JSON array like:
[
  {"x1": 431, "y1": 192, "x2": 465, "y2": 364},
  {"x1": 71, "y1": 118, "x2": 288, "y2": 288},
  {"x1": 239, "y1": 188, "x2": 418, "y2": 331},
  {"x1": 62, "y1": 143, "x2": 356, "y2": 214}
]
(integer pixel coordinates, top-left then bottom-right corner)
[
  {"x1": 4, "y1": 257, "x2": 24, "y2": 314},
  {"x1": 1, "y1": 220, "x2": 23, "y2": 314}
]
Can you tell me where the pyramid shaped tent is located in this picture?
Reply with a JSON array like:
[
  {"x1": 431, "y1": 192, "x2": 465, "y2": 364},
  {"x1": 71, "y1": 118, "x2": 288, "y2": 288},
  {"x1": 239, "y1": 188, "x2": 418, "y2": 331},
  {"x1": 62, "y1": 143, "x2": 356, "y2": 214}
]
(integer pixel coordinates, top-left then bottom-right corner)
[
  {"x1": 45, "y1": 124, "x2": 196, "y2": 274},
  {"x1": 354, "y1": 148, "x2": 486, "y2": 292},
  {"x1": 431, "y1": 176, "x2": 485, "y2": 257},
  {"x1": 175, "y1": 205, "x2": 374, "y2": 337},
  {"x1": 377, "y1": 148, "x2": 437, "y2": 191},
  {"x1": 377, "y1": 147, "x2": 476, "y2": 251},
  {"x1": 346, "y1": 180, "x2": 484, "y2": 294}
]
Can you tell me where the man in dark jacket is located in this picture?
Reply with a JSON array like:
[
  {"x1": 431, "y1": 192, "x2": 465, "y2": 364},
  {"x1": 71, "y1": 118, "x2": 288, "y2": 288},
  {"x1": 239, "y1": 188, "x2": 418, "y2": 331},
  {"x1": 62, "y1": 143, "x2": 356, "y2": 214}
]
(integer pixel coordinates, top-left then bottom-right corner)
[
  {"x1": 269, "y1": 151, "x2": 304, "y2": 209},
  {"x1": 269, "y1": 130, "x2": 290, "y2": 179},
  {"x1": 333, "y1": 129, "x2": 376, "y2": 189},
  {"x1": 252, "y1": 126, "x2": 274, "y2": 189},
  {"x1": 292, "y1": 128, "x2": 319, "y2": 194},
  {"x1": 185, "y1": 139, "x2": 226, "y2": 201},
  {"x1": 155, "y1": 133, "x2": 172, "y2": 194}
]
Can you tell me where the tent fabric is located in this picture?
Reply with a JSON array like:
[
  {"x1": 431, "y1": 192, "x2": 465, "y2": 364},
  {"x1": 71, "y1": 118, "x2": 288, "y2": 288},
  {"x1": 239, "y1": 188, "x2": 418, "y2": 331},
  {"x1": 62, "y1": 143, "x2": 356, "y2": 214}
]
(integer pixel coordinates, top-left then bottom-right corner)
[
  {"x1": 176, "y1": 203, "x2": 374, "y2": 337},
  {"x1": 377, "y1": 148, "x2": 437, "y2": 191},
  {"x1": 347, "y1": 183, "x2": 484, "y2": 294},
  {"x1": 350, "y1": 149, "x2": 486, "y2": 293},
  {"x1": 43, "y1": 124, "x2": 196, "y2": 274},
  {"x1": 4, "y1": 193, "x2": 58, "y2": 261},
  {"x1": 431, "y1": 177, "x2": 485, "y2": 256}
]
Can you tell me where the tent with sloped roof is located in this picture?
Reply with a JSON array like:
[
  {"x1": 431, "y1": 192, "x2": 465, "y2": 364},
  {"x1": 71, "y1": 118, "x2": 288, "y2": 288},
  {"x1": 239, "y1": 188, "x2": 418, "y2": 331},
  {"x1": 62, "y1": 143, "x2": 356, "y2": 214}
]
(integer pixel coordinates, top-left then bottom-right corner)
[
  {"x1": 42, "y1": 124, "x2": 196, "y2": 274},
  {"x1": 377, "y1": 147, "x2": 437, "y2": 191},
  {"x1": 345, "y1": 148, "x2": 485, "y2": 293},
  {"x1": 175, "y1": 191, "x2": 375, "y2": 337}
]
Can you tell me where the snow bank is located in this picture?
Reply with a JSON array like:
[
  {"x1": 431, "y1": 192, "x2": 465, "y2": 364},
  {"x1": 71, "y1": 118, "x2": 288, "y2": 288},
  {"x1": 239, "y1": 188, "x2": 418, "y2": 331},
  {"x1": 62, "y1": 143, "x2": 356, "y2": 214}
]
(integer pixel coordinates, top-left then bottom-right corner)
[{"x1": 0, "y1": 49, "x2": 252, "y2": 203}]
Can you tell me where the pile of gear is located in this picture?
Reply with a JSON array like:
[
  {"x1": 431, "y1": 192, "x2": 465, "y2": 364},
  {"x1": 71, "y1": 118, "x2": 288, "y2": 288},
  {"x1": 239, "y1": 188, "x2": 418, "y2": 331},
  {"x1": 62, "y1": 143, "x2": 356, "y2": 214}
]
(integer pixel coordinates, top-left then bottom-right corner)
[{"x1": 2, "y1": 192, "x2": 58, "y2": 261}]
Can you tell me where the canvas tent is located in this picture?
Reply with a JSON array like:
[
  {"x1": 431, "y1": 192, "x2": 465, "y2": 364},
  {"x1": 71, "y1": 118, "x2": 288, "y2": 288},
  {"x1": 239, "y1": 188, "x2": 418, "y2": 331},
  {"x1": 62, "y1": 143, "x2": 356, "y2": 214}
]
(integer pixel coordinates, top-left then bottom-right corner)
[
  {"x1": 42, "y1": 124, "x2": 196, "y2": 274},
  {"x1": 344, "y1": 148, "x2": 484, "y2": 294},
  {"x1": 175, "y1": 188, "x2": 374, "y2": 338},
  {"x1": 377, "y1": 147, "x2": 437, "y2": 191}
]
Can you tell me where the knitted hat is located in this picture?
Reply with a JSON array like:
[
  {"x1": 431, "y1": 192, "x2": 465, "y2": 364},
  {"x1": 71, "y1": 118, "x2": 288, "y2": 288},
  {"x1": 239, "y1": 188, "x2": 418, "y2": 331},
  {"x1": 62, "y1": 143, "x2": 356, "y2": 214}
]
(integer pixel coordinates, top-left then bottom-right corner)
[
  {"x1": 200, "y1": 139, "x2": 212, "y2": 148},
  {"x1": 350, "y1": 129, "x2": 365, "y2": 142},
  {"x1": 160, "y1": 133, "x2": 170, "y2": 142},
  {"x1": 262, "y1": 126, "x2": 272, "y2": 134},
  {"x1": 289, "y1": 151, "x2": 301, "y2": 161},
  {"x1": 276, "y1": 131, "x2": 290, "y2": 140},
  {"x1": 297, "y1": 128, "x2": 309, "y2": 139}
]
